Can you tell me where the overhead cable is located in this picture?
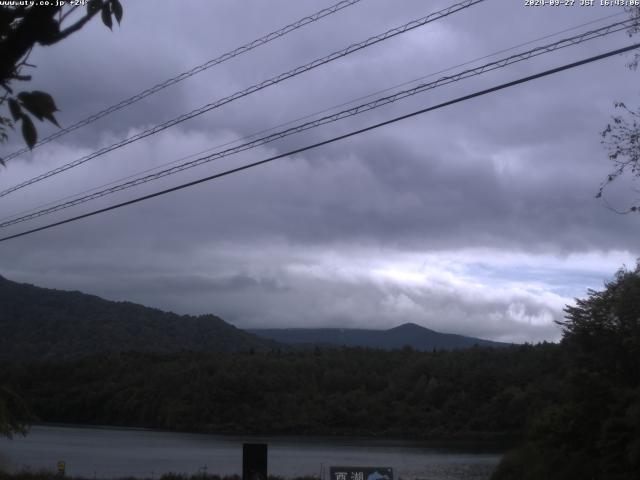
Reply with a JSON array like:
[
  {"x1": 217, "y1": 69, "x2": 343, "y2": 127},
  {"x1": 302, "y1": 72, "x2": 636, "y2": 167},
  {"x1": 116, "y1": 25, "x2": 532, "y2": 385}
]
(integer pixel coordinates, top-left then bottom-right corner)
[
  {"x1": 1, "y1": 0, "x2": 365, "y2": 162},
  {"x1": 0, "y1": 0, "x2": 485, "y2": 199},
  {"x1": 0, "y1": 10, "x2": 626, "y2": 225},
  {"x1": 0, "y1": 18, "x2": 635, "y2": 229},
  {"x1": 0, "y1": 11, "x2": 628, "y2": 225},
  {"x1": 1, "y1": 42, "x2": 638, "y2": 243}
]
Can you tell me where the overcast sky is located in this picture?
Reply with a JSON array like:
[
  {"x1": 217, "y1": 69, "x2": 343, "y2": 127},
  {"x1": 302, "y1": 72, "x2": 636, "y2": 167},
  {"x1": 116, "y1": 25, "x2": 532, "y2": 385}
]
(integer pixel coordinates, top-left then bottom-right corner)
[{"x1": 1, "y1": 0, "x2": 639, "y2": 343}]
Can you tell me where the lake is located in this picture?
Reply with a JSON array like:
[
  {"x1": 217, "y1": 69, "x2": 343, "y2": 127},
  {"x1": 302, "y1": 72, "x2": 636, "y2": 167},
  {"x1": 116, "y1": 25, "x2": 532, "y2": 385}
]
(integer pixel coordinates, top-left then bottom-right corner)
[{"x1": 0, "y1": 425, "x2": 503, "y2": 480}]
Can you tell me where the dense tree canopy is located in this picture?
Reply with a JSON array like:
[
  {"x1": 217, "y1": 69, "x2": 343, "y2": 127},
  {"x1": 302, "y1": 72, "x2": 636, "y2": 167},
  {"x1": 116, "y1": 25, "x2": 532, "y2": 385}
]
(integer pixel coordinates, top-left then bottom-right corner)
[
  {"x1": 560, "y1": 264, "x2": 640, "y2": 381},
  {"x1": 1, "y1": 344, "x2": 561, "y2": 440},
  {"x1": 492, "y1": 263, "x2": 640, "y2": 480},
  {"x1": 0, "y1": 385, "x2": 31, "y2": 438}
]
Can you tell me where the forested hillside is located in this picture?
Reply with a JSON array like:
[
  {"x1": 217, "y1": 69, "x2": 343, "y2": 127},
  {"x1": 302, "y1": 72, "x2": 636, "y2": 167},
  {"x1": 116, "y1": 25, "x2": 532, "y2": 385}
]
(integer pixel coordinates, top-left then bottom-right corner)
[
  {"x1": 0, "y1": 276, "x2": 274, "y2": 359},
  {"x1": 1, "y1": 344, "x2": 561, "y2": 439}
]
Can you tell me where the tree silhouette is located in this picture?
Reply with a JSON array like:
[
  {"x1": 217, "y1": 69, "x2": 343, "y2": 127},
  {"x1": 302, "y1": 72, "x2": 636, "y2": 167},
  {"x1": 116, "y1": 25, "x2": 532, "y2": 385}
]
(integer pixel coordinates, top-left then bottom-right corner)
[
  {"x1": 559, "y1": 263, "x2": 640, "y2": 385},
  {"x1": 492, "y1": 262, "x2": 640, "y2": 480},
  {"x1": 598, "y1": 6, "x2": 640, "y2": 213},
  {"x1": 0, "y1": 0, "x2": 123, "y2": 162}
]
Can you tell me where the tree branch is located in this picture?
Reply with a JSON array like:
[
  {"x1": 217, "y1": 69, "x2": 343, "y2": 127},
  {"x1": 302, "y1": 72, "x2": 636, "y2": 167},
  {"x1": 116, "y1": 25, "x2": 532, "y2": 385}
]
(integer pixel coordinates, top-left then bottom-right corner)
[
  {"x1": 0, "y1": 7, "x2": 60, "y2": 84},
  {"x1": 52, "y1": 2, "x2": 106, "y2": 43},
  {"x1": 59, "y1": 5, "x2": 80, "y2": 24}
]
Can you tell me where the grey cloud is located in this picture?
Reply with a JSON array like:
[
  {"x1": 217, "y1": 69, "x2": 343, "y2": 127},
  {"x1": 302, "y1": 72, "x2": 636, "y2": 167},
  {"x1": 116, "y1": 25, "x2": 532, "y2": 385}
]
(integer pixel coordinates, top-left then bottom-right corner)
[{"x1": 1, "y1": 0, "x2": 639, "y2": 343}]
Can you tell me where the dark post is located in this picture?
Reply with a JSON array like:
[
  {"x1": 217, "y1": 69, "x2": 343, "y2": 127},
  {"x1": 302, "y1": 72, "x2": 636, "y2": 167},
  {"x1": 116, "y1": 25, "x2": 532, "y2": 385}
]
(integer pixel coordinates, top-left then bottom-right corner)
[{"x1": 242, "y1": 443, "x2": 267, "y2": 480}]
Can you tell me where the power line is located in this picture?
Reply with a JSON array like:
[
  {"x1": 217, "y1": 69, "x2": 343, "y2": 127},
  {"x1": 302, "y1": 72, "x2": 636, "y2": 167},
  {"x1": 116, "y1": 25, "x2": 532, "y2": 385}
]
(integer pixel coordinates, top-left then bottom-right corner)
[
  {"x1": 1, "y1": 18, "x2": 635, "y2": 229},
  {"x1": 0, "y1": 10, "x2": 627, "y2": 224},
  {"x1": 1, "y1": 42, "x2": 637, "y2": 244},
  {"x1": 2, "y1": 18, "x2": 634, "y2": 227},
  {"x1": 0, "y1": 12, "x2": 622, "y2": 226},
  {"x1": 0, "y1": 0, "x2": 485, "y2": 199},
  {"x1": 1, "y1": 0, "x2": 365, "y2": 162}
]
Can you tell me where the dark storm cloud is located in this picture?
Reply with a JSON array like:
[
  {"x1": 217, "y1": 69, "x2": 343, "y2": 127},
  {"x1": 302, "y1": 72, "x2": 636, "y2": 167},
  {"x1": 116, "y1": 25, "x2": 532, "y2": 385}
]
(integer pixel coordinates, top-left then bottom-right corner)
[{"x1": 1, "y1": 0, "x2": 639, "y2": 342}]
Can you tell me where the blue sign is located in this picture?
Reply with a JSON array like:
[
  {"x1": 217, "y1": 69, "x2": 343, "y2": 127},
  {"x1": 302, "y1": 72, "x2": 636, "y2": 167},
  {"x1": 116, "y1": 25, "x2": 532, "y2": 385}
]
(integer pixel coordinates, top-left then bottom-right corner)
[{"x1": 330, "y1": 467, "x2": 393, "y2": 480}]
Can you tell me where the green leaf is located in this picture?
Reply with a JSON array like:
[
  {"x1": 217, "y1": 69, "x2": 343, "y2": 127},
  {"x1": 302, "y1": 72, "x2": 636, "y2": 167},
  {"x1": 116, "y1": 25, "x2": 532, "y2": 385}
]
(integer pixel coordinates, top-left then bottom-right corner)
[
  {"x1": 17, "y1": 91, "x2": 60, "y2": 127},
  {"x1": 21, "y1": 114, "x2": 37, "y2": 149},
  {"x1": 8, "y1": 98, "x2": 21, "y2": 121},
  {"x1": 101, "y1": 3, "x2": 112, "y2": 29},
  {"x1": 111, "y1": 0, "x2": 123, "y2": 24}
]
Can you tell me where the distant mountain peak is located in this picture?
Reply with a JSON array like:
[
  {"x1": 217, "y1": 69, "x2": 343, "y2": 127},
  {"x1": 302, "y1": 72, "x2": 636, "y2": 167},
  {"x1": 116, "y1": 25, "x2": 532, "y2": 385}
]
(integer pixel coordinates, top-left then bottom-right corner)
[
  {"x1": 250, "y1": 322, "x2": 509, "y2": 351},
  {"x1": 389, "y1": 322, "x2": 429, "y2": 331}
]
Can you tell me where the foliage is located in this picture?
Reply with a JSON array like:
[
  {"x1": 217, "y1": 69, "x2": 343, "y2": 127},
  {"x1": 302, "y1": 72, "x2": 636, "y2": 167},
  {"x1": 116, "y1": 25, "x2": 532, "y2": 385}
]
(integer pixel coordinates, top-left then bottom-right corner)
[
  {"x1": 491, "y1": 264, "x2": 640, "y2": 480},
  {"x1": 0, "y1": 472, "x2": 246, "y2": 480},
  {"x1": 626, "y1": 6, "x2": 640, "y2": 71},
  {"x1": 0, "y1": 473, "x2": 319, "y2": 480},
  {"x1": 0, "y1": 275, "x2": 275, "y2": 359},
  {"x1": 560, "y1": 264, "x2": 640, "y2": 382},
  {"x1": 598, "y1": 6, "x2": 640, "y2": 212},
  {"x1": 0, "y1": 0, "x2": 123, "y2": 161},
  {"x1": 0, "y1": 343, "x2": 562, "y2": 440},
  {"x1": 0, "y1": 385, "x2": 32, "y2": 439},
  {"x1": 599, "y1": 102, "x2": 640, "y2": 213}
]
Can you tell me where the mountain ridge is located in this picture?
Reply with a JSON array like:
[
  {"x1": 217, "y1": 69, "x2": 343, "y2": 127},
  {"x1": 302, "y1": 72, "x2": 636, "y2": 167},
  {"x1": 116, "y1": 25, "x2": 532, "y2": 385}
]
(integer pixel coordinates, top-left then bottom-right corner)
[
  {"x1": 1, "y1": 275, "x2": 508, "y2": 359},
  {"x1": 0, "y1": 275, "x2": 275, "y2": 359},
  {"x1": 249, "y1": 322, "x2": 509, "y2": 351}
]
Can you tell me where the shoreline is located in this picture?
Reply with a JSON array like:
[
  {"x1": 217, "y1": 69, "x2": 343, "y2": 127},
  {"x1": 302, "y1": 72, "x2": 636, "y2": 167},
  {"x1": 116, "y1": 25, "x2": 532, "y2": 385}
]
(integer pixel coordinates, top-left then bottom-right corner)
[{"x1": 26, "y1": 422, "x2": 517, "y2": 451}]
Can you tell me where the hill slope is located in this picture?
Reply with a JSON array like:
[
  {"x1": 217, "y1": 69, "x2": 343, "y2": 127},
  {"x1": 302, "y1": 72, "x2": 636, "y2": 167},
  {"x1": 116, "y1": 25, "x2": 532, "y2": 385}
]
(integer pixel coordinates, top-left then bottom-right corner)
[
  {"x1": 0, "y1": 275, "x2": 274, "y2": 359},
  {"x1": 249, "y1": 322, "x2": 508, "y2": 350}
]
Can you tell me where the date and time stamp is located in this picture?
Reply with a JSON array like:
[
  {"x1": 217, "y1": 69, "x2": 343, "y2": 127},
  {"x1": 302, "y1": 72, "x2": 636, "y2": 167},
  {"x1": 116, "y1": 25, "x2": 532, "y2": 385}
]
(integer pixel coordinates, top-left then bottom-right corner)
[
  {"x1": 525, "y1": 0, "x2": 639, "y2": 6},
  {"x1": 1, "y1": 0, "x2": 637, "y2": 6},
  {"x1": 0, "y1": 1, "x2": 98, "y2": 6},
  {"x1": 0, "y1": 0, "x2": 637, "y2": 9}
]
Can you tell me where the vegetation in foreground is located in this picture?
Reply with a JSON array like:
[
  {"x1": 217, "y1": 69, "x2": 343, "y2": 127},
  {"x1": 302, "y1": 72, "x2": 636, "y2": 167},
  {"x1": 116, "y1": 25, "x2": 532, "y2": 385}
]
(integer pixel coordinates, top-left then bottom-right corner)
[
  {"x1": 491, "y1": 265, "x2": 640, "y2": 480},
  {"x1": 0, "y1": 472, "x2": 318, "y2": 480}
]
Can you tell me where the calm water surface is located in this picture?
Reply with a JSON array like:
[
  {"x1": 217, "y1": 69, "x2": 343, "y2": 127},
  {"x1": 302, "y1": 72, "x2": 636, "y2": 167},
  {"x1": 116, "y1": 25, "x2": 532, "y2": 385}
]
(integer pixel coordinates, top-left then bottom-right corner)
[{"x1": 0, "y1": 425, "x2": 503, "y2": 480}]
